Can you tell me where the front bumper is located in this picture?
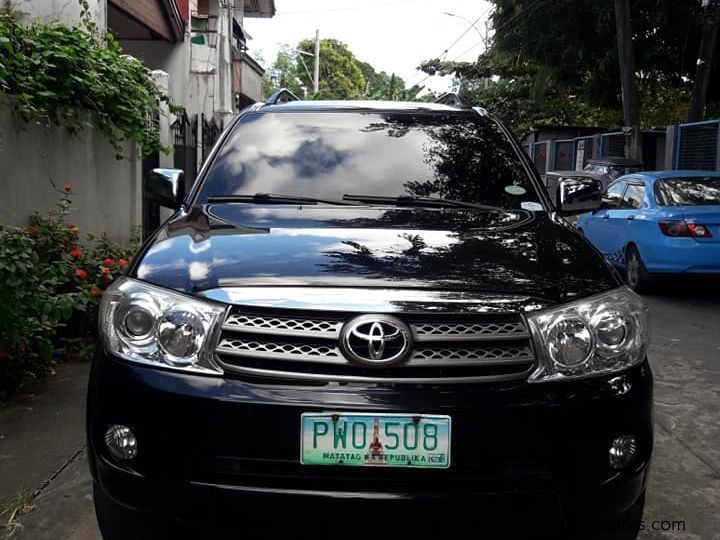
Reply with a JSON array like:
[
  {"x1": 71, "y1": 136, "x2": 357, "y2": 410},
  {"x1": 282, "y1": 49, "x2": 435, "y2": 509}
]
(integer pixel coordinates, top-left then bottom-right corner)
[{"x1": 87, "y1": 349, "x2": 653, "y2": 531}]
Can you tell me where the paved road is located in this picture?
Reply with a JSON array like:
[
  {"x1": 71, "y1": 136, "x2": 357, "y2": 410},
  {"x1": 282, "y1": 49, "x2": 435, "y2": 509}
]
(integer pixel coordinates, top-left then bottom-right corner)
[{"x1": 1, "y1": 278, "x2": 719, "y2": 540}]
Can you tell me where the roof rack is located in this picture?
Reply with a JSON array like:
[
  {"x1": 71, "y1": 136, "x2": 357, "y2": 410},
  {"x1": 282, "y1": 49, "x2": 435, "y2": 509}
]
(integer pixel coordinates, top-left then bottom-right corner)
[
  {"x1": 434, "y1": 92, "x2": 469, "y2": 108},
  {"x1": 266, "y1": 88, "x2": 300, "y2": 105}
]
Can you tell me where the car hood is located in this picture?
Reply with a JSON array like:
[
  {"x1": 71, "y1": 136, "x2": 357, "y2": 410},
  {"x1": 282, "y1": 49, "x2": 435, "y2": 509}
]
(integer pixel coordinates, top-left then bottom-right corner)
[{"x1": 132, "y1": 204, "x2": 619, "y2": 306}]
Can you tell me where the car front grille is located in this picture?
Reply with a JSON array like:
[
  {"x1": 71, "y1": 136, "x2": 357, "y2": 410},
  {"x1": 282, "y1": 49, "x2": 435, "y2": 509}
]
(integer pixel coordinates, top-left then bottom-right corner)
[{"x1": 215, "y1": 308, "x2": 535, "y2": 384}]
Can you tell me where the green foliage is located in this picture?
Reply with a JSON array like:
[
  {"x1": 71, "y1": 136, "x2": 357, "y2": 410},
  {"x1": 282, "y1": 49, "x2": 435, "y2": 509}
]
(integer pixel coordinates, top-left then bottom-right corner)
[
  {"x1": 0, "y1": 186, "x2": 139, "y2": 400},
  {"x1": 421, "y1": 0, "x2": 720, "y2": 134},
  {"x1": 0, "y1": 11, "x2": 169, "y2": 158},
  {"x1": 296, "y1": 38, "x2": 365, "y2": 99},
  {"x1": 264, "y1": 39, "x2": 424, "y2": 101},
  {"x1": 264, "y1": 44, "x2": 303, "y2": 97}
]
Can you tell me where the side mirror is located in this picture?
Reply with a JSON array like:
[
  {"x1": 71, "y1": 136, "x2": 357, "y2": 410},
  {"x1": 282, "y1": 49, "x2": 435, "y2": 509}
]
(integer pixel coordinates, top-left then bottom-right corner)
[
  {"x1": 558, "y1": 177, "x2": 602, "y2": 216},
  {"x1": 145, "y1": 168, "x2": 185, "y2": 209}
]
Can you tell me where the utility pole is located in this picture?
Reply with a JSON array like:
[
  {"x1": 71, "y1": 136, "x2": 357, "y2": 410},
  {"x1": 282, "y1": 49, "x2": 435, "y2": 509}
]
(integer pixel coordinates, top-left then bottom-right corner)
[
  {"x1": 313, "y1": 29, "x2": 320, "y2": 95},
  {"x1": 688, "y1": 0, "x2": 720, "y2": 121},
  {"x1": 614, "y1": 0, "x2": 642, "y2": 161}
]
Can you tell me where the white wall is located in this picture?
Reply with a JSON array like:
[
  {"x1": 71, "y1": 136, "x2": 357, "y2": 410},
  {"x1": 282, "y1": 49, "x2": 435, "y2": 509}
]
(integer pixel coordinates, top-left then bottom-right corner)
[
  {"x1": 0, "y1": 104, "x2": 142, "y2": 244},
  {"x1": 119, "y1": 39, "x2": 189, "y2": 113},
  {"x1": 13, "y1": 0, "x2": 106, "y2": 29}
]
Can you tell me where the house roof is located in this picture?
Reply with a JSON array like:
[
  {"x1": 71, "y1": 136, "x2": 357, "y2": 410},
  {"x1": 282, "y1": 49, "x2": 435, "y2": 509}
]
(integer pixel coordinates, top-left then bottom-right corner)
[{"x1": 108, "y1": 0, "x2": 184, "y2": 42}]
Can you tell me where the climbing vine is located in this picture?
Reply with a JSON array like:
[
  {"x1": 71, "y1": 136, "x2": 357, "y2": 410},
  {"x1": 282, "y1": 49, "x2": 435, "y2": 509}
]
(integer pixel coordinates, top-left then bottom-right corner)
[{"x1": 0, "y1": 1, "x2": 171, "y2": 158}]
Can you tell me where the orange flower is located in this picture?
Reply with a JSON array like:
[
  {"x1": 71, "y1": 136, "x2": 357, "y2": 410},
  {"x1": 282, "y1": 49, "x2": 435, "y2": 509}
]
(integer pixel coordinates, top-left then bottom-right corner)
[
  {"x1": 103, "y1": 258, "x2": 114, "y2": 268},
  {"x1": 24, "y1": 226, "x2": 38, "y2": 236},
  {"x1": 68, "y1": 225, "x2": 80, "y2": 235},
  {"x1": 90, "y1": 287, "x2": 102, "y2": 298},
  {"x1": 64, "y1": 183, "x2": 72, "y2": 192},
  {"x1": 118, "y1": 258, "x2": 128, "y2": 268},
  {"x1": 74, "y1": 268, "x2": 88, "y2": 280},
  {"x1": 70, "y1": 247, "x2": 83, "y2": 260}
]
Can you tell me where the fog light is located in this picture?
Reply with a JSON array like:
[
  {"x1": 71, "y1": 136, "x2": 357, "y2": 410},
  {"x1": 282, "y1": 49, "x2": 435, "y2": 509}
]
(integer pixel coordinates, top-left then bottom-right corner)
[
  {"x1": 105, "y1": 425, "x2": 137, "y2": 460},
  {"x1": 609, "y1": 435, "x2": 637, "y2": 470}
]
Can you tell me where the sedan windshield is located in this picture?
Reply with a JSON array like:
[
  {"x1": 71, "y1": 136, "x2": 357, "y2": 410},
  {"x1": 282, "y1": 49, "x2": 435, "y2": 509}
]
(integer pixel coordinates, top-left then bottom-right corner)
[
  {"x1": 655, "y1": 177, "x2": 720, "y2": 206},
  {"x1": 196, "y1": 111, "x2": 543, "y2": 210}
]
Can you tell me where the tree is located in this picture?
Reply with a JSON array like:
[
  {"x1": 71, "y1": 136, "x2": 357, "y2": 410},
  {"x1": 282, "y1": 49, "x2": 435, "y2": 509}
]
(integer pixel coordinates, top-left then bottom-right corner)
[
  {"x1": 264, "y1": 39, "x2": 420, "y2": 101},
  {"x1": 688, "y1": 0, "x2": 720, "y2": 121},
  {"x1": 614, "y1": 0, "x2": 642, "y2": 160},
  {"x1": 419, "y1": 0, "x2": 720, "y2": 136},
  {"x1": 296, "y1": 38, "x2": 365, "y2": 99},
  {"x1": 264, "y1": 44, "x2": 303, "y2": 97}
]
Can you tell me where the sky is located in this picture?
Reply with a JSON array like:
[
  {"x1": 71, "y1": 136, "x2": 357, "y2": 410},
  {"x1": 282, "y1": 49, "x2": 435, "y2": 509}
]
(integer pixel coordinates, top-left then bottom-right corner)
[{"x1": 243, "y1": 0, "x2": 494, "y2": 95}]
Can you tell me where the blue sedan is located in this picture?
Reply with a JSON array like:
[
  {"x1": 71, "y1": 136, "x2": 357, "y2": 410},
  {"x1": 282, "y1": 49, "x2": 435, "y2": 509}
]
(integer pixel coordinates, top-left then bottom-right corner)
[{"x1": 577, "y1": 170, "x2": 720, "y2": 291}]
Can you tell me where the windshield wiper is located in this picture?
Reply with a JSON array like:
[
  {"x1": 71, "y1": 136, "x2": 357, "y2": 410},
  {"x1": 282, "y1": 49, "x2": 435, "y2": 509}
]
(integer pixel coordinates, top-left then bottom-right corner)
[
  {"x1": 342, "y1": 194, "x2": 512, "y2": 213},
  {"x1": 207, "y1": 193, "x2": 355, "y2": 206}
]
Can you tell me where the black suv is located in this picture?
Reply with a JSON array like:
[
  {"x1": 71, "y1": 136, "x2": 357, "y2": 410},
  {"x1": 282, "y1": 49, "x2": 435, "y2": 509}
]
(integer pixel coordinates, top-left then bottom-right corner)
[{"x1": 88, "y1": 98, "x2": 652, "y2": 539}]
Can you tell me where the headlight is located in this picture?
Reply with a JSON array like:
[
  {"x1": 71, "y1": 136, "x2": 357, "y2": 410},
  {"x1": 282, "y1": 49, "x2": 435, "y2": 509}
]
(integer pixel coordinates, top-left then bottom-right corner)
[
  {"x1": 527, "y1": 287, "x2": 649, "y2": 382},
  {"x1": 99, "y1": 277, "x2": 227, "y2": 375}
]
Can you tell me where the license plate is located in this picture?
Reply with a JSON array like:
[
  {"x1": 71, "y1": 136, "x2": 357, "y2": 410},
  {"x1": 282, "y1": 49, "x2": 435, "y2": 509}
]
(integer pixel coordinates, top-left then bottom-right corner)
[{"x1": 300, "y1": 413, "x2": 451, "y2": 468}]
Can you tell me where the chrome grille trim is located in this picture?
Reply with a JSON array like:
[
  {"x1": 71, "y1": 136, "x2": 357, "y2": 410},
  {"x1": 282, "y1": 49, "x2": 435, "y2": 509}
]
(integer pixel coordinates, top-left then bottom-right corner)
[
  {"x1": 221, "y1": 313, "x2": 529, "y2": 342},
  {"x1": 217, "y1": 363, "x2": 534, "y2": 385},
  {"x1": 217, "y1": 338, "x2": 342, "y2": 364},
  {"x1": 412, "y1": 321, "x2": 529, "y2": 342},
  {"x1": 222, "y1": 313, "x2": 341, "y2": 339},
  {"x1": 412, "y1": 345, "x2": 533, "y2": 364},
  {"x1": 217, "y1": 338, "x2": 532, "y2": 367},
  {"x1": 216, "y1": 307, "x2": 536, "y2": 384}
]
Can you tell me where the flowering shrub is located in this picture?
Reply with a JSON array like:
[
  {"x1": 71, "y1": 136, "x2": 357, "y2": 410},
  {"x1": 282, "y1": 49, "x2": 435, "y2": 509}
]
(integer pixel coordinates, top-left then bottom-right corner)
[{"x1": 0, "y1": 185, "x2": 139, "y2": 400}]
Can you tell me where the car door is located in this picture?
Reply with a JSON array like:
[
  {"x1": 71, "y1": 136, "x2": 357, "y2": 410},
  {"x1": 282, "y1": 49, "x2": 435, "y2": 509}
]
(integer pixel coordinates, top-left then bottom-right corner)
[
  {"x1": 582, "y1": 180, "x2": 628, "y2": 254},
  {"x1": 606, "y1": 180, "x2": 648, "y2": 265}
]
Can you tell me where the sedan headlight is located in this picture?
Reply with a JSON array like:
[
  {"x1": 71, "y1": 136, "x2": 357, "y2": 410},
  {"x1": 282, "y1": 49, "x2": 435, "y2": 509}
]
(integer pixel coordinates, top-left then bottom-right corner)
[
  {"x1": 527, "y1": 287, "x2": 649, "y2": 382},
  {"x1": 99, "y1": 277, "x2": 227, "y2": 375}
]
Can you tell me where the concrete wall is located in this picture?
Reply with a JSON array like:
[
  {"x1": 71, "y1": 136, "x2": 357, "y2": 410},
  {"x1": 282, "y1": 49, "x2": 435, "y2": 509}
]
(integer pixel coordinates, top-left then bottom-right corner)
[
  {"x1": 13, "y1": 0, "x2": 106, "y2": 29},
  {"x1": 0, "y1": 104, "x2": 142, "y2": 243},
  {"x1": 119, "y1": 39, "x2": 191, "y2": 115}
]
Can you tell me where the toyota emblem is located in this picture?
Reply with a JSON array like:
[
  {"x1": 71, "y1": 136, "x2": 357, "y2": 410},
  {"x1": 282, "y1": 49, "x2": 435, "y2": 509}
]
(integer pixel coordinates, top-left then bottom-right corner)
[{"x1": 339, "y1": 315, "x2": 413, "y2": 367}]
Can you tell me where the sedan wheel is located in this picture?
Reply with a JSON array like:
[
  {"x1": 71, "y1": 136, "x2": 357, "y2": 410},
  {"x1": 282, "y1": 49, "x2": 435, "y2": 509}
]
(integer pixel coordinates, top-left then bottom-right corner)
[{"x1": 625, "y1": 245, "x2": 651, "y2": 293}]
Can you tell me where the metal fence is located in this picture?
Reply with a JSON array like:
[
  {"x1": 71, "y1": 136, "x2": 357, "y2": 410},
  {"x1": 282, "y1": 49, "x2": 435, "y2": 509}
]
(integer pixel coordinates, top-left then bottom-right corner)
[
  {"x1": 172, "y1": 111, "x2": 199, "y2": 194},
  {"x1": 202, "y1": 114, "x2": 224, "y2": 164},
  {"x1": 674, "y1": 120, "x2": 720, "y2": 170},
  {"x1": 530, "y1": 141, "x2": 549, "y2": 175},
  {"x1": 599, "y1": 132, "x2": 626, "y2": 158}
]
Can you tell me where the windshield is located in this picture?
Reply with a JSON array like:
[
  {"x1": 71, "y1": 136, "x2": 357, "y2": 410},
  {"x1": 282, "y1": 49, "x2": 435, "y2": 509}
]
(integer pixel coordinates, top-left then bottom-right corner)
[
  {"x1": 655, "y1": 177, "x2": 720, "y2": 206},
  {"x1": 196, "y1": 111, "x2": 543, "y2": 210}
]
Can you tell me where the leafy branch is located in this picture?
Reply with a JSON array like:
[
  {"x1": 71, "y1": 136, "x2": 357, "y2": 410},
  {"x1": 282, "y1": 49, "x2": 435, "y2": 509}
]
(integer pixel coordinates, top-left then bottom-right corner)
[{"x1": 0, "y1": 8, "x2": 171, "y2": 158}]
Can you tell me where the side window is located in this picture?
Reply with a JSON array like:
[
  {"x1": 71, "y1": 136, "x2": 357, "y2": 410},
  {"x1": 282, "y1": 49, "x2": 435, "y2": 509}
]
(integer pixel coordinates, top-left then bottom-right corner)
[
  {"x1": 622, "y1": 184, "x2": 647, "y2": 209},
  {"x1": 603, "y1": 181, "x2": 627, "y2": 208}
]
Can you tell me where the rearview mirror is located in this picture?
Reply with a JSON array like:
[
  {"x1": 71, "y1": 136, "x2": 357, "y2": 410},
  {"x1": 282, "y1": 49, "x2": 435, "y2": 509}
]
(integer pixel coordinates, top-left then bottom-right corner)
[
  {"x1": 558, "y1": 177, "x2": 602, "y2": 216},
  {"x1": 145, "y1": 168, "x2": 185, "y2": 209}
]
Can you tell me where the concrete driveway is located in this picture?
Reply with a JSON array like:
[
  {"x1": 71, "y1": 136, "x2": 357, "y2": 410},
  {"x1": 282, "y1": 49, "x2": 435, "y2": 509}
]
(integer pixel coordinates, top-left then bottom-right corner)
[{"x1": 1, "y1": 279, "x2": 719, "y2": 540}]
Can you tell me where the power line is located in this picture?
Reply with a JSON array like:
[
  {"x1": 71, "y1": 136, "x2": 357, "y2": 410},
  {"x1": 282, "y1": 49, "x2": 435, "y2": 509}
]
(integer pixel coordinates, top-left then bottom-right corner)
[
  {"x1": 408, "y1": 0, "x2": 556, "y2": 89},
  {"x1": 450, "y1": 40, "x2": 486, "y2": 62},
  {"x1": 437, "y1": 7, "x2": 493, "y2": 60},
  {"x1": 279, "y1": 0, "x2": 426, "y2": 16},
  {"x1": 408, "y1": 39, "x2": 487, "y2": 90},
  {"x1": 406, "y1": 5, "x2": 494, "y2": 88}
]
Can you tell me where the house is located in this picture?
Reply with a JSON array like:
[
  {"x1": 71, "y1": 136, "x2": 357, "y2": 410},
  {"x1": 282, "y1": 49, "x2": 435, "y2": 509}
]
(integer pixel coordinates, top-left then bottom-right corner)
[
  {"x1": 2, "y1": 0, "x2": 275, "y2": 242},
  {"x1": 19, "y1": 1, "x2": 274, "y2": 121},
  {"x1": 108, "y1": 0, "x2": 275, "y2": 122}
]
